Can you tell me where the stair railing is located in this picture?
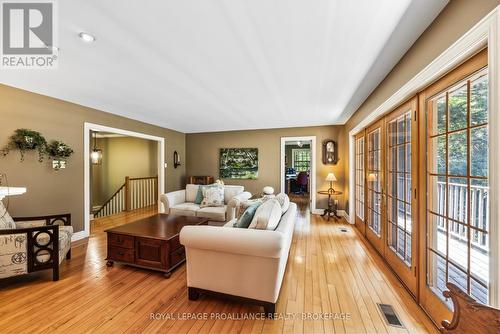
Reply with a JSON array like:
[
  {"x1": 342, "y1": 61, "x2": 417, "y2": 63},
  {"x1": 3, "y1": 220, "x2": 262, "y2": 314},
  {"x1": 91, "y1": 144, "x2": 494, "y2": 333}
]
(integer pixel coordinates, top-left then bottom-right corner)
[{"x1": 94, "y1": 176, "x2": 158, "y2": 218}]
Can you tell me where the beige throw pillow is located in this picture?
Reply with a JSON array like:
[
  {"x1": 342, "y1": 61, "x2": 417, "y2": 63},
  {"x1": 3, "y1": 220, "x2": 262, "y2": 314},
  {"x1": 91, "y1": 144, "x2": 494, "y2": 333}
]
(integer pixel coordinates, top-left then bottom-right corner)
[
  {"x1": 248, "y1": 199, "x2": 282, "y2": 230},
  {"x1": 236, "y1": 199, "x2": 262, "y2": 219},
  {"x1": 200, "y1": 185, "x2": 225, "y2": 208},
  {"x1": 262, "y1": 192, "x2": 289, "y2": 214}
]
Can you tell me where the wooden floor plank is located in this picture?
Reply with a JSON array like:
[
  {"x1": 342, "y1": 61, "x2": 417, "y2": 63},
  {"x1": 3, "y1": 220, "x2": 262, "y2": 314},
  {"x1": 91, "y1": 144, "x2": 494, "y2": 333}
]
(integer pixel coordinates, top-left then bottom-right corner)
[{"x1": 0, "y1": 200, "x2": 438, "y2": 334}]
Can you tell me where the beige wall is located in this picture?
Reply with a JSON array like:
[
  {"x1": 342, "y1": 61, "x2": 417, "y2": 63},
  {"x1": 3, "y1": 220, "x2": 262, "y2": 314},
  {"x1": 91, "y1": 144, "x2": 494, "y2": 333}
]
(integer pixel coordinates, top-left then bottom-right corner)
[
  {"x1": 0, "y1": 84, "x2": 185, "y2": 233},
  {"x1": 343, "y1": 0, "x2": 500, "y2": 211},
  {"x1": 186, "y1": 126, "x2": 346, "y2": 210},
  {"x1": 91, "y1": 136, "x2": 158, "y2": 207}
]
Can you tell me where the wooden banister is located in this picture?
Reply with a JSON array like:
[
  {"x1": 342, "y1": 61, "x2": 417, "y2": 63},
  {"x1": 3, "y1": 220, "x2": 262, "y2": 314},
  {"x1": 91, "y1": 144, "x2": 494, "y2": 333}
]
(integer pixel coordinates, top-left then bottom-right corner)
[
  {"x1": 93, "y1": 183, "x2": 125, "y2": 218},
  {"x1": 125, "y1": 176, "x2": 130, "y2": 212},
  {"x1": 93, "y1": 176, "x2": 158, "y2": 219}
]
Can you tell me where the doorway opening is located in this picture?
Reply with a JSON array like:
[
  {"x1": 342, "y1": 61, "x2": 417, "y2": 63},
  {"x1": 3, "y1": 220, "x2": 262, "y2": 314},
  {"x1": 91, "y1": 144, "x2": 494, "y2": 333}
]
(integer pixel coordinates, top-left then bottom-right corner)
[
  {"x1": 280, "y1": 136, "x2": 316, "y2": 213},
  {"x1": 89, "y1": 131, "x2": 159, "y2": 233},
  {"x1": 79, "y1": 123, "x2": 165, "y2": 242}
]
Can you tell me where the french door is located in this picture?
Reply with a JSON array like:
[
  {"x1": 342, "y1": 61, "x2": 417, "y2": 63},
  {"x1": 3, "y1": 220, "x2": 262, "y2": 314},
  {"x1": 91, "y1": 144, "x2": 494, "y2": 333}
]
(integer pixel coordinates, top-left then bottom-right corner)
[
  {"x1": 354, "y1": 131, "x2": 366, "y2": 235},
  {"x1": 418, "y1": 49, "x2": 489, "y2": 323},
  {"x1": 366, "y1": 120, "x2": 385, "y2": 254},
  {"x1": 384, "y1": 98, "x2": 418, "y2": 296},
  {"x1": 353, "y1": 49, "x2": 491, "y2": 325}
]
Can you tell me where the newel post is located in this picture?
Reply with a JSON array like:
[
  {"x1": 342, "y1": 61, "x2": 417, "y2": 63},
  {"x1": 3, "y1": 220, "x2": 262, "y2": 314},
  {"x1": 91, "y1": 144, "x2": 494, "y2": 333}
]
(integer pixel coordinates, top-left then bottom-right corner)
[{"x1": 125, "y1": 176, "x2": 131, "y2": 211}]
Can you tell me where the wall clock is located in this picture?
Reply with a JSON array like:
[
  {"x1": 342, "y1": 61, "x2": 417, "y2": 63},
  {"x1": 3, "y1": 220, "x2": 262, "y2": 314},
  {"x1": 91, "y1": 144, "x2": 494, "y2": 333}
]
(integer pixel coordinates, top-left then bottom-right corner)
[{"x1": 322, "y1": 139, "x2": 338, "y2": 165}]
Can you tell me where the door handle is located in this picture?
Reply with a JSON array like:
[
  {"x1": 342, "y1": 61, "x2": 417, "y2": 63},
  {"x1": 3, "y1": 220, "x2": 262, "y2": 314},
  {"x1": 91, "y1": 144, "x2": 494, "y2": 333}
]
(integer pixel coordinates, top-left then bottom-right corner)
[{"x1": 381, "y1": 190, "x2": 386, "y2": 205}]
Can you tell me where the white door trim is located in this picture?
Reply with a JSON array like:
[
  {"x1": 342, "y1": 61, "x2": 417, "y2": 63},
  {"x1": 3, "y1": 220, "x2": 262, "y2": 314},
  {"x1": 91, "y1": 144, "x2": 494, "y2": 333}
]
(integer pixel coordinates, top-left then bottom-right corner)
[
  {"x1": 348, "y1": 5, "x2": 500, "y2": 307},
  {"x1": 280, "y1": 136, "x2": 316, "y2": 213},
  {"x1": 74, "y1": 122, "x2": 166, "y2": 242}
]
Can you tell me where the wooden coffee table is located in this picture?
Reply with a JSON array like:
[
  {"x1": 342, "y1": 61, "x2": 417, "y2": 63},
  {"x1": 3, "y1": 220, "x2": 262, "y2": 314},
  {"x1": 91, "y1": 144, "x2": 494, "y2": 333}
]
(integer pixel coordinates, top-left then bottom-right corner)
[{"x1": 105, "y1": 214, "x2": 208, "y2": 278}]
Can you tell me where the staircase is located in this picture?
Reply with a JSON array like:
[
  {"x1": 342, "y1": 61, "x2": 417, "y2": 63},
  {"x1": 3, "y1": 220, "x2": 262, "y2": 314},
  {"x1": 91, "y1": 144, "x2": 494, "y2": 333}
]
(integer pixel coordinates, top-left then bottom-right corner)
[{"x1": 93, "y1": 176, "x2": 158, "y2": 219}]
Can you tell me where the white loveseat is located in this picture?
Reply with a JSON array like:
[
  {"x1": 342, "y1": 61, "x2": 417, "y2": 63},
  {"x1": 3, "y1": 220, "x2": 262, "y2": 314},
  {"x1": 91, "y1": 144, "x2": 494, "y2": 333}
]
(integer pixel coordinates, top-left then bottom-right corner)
[
  {"x1": 180, "y1": 202, "x2": 297, "y2": 316},
  {"x1": 160, "y1": 184, "x2": 251, "y2": 224}
]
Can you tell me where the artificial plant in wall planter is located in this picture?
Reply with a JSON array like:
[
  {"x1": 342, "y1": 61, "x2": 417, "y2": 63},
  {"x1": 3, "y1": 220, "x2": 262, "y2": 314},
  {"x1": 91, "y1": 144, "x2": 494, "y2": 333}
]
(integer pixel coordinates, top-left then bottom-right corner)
[
  {"x1": 1, "y1": 129, "x2": 47, "y2": 162},
  {"x1": 46, "y1": 140, "x2": 74, "y2": 170}
]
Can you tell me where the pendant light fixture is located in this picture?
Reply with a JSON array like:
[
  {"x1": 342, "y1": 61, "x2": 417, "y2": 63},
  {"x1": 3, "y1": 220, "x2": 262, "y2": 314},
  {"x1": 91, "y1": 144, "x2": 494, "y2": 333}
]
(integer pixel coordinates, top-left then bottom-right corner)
[{"x1": 90, "y1": 131, "x2": 102, "y2": 165}]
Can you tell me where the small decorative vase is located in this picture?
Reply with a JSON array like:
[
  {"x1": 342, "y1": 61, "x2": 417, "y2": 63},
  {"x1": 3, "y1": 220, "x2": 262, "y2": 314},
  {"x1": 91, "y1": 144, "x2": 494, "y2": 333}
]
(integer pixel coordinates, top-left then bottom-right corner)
[{"x1": 263, "y1": 186, "x2": 274, "y2": 195}]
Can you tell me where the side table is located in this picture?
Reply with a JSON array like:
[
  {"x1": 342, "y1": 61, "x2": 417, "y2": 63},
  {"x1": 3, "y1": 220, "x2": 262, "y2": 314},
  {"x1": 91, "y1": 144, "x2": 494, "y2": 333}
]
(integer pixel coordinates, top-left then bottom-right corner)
[{"x1": 317, "y1": 190, "x2": 343, "y2": 220}]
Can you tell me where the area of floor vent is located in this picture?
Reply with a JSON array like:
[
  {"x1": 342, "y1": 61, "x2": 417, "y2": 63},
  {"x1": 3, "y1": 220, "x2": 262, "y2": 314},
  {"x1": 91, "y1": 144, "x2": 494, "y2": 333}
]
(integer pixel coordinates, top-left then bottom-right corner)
[
  {"x1": 338, "y1": 227, "x2": 349, "y2": 233},
  {"x1": 377, "y1": 303, "x2": 405, "y2": 328}
]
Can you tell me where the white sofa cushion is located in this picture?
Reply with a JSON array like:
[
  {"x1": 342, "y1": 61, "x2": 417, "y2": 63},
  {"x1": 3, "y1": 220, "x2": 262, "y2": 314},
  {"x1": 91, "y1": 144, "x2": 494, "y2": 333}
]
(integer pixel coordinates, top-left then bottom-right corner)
[
  {"x1": 274, "y1": 193, "x2": 290, "y2": 214},
  {"x1": 0, "y1": 201, "x2": 16, "y2": 230},
  {"x1": 223, "y1": 185, "x2": 244, "y2": 204},
  {"x1": 170, "y1": 203, "x2": 200, "y2": 216},
  {"x1": 186, "y1": 184, "x2": 200, "y2": 203},
  {"x1": 197, "y1": 205, "x2": 227, "y2": 222},
  {"x1": 249, "y1": 199, "x2": 282, "y2": 230}
]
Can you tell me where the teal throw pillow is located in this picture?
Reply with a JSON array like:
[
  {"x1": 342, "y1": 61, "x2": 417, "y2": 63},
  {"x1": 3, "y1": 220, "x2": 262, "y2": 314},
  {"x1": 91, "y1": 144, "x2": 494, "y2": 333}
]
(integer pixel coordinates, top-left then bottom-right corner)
[
  {"x1": 194, "y1": 184, "x2": 217, "y2": 204},
  {"x1": 235, "y1": 202, "x2": 261, "y2": 228}
]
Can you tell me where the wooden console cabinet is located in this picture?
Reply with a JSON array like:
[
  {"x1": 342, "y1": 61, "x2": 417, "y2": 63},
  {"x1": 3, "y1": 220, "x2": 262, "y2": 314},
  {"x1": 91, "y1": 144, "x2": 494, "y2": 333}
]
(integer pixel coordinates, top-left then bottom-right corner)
[{"x1": 186, "y1": 176, "x2": 214, "y2": 185}]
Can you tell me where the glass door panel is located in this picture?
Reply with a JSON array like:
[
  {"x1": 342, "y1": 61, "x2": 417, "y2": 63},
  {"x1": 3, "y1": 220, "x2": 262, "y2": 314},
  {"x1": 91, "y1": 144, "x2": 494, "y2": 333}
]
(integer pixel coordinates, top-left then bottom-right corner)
[
  {"x1": 355, "y1": 132, "x2": 366, "y2": 234},
  {"x1": 366, "y1": 120, "x2": 385, "y2": 254},
  {"x1": 384, "y1": 98, "x2": 418, "y2": 296},
  {"x1": 419, "y1": 49, "x2": 489, "y2": 324},
  {"x1": 426, "y1": 69, "x2": 489, "y2": 305}
]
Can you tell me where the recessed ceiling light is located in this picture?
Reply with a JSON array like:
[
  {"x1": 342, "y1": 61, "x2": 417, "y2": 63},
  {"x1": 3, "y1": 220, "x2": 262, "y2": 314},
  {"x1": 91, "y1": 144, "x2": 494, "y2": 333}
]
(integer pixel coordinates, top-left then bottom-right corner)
[{"x1": 78, "y1": 32, "x2": 95, "y2": 43}]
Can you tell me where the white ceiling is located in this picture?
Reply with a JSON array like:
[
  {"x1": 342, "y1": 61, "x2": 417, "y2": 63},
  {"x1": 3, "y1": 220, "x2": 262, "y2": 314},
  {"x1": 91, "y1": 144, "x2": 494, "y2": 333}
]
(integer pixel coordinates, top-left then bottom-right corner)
[{"x1": 0, "y1": 0, "x2": 448, "y2": 133}]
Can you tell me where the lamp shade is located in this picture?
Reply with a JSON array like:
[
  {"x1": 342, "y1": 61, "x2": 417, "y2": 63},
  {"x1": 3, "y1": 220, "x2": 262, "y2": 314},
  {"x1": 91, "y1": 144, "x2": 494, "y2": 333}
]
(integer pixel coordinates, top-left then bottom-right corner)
[
  {"x1": 91, "y1": 149, "x2": 103, "y2": 165},
  {"x1": 368, "y1": 173, "x2": 377, "y2": 182},
  {"x1": 325, "y1": 172, "x2": 337, "y2": 182}
]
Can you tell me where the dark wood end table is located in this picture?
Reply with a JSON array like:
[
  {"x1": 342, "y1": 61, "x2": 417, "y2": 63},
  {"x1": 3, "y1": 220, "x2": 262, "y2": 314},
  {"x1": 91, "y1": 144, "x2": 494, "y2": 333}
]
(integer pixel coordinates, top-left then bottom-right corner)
[
  {"x1": 317, "y1": 190, "x2": 343, "y2": 221},
  {"x1": 105, "y1": 214, "x2": 208, "y2": 278}
]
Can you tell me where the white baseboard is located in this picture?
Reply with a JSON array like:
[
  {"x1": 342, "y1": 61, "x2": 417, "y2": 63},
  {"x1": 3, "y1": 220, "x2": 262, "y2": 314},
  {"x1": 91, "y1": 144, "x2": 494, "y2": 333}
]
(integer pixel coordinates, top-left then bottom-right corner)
[{"x1": 311, "y1": 208, "x2": 324, "y2": 215}]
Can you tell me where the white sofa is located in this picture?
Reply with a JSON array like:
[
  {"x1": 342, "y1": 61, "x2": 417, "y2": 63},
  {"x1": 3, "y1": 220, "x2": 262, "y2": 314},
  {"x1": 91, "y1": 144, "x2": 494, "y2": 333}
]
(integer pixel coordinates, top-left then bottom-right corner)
[
  {"x1": 160, "y1": 184, "x2": 251, "y2": 224},
  {"x1": 180, "y1": 202, "x2": 297, "y2": 316}
]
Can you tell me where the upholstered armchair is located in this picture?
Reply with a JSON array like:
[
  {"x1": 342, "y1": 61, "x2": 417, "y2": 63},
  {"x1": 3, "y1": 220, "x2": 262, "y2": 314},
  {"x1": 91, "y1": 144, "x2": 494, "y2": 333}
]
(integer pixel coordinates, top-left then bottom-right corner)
[{"x1": 0, "y1": 201, "x2": 72, "y2": 281}]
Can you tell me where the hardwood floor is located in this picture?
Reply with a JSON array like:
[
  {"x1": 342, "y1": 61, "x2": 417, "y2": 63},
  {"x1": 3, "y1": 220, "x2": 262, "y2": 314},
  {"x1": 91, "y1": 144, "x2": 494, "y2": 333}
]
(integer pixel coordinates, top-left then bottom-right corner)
[
  {"x1": 288, "y1": 193, "x2": 310, "y2": 212},
  {"x1": 0, "y1": 205, "x2": 438, "y2": 333}
]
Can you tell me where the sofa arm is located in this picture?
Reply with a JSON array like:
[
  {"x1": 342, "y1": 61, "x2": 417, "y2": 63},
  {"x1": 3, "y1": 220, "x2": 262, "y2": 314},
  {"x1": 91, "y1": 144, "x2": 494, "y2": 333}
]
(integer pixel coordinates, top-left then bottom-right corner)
[
  {"x1": 180, "y1": 225, "x2": 284, "y2": 258},
  {"x1": 226, "y1": 191, "x2": 252, "y2": 220},
  {"x1": 0, "y1": 224, "x2": 60, "y2": 279},
  {"x1": 13, "y1": 213, "x2": 71, "y2": 228},
  {"x1": 160, "y1": 190, "x2": 186, "y2": 213}
]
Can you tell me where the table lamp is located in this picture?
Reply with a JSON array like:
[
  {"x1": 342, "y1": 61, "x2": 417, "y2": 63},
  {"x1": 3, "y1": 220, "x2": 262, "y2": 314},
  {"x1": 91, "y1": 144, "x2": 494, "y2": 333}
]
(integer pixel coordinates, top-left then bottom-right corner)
[{"x1": 326, "y1": 172, "x2": 337, "y2": 193}]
